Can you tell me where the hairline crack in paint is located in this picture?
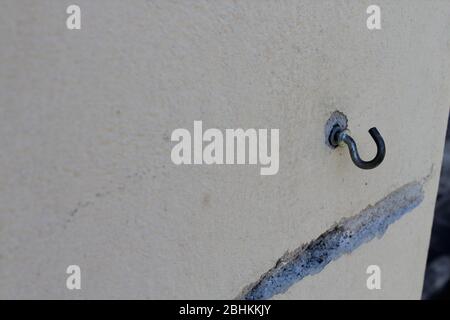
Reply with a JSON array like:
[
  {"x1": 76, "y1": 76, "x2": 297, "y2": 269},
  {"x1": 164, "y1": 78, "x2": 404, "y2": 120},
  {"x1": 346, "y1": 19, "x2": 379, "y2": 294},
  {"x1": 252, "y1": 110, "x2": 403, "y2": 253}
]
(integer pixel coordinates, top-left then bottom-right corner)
[{"x1": 237, "y1": 178, "x2": 427, "y2": 300}]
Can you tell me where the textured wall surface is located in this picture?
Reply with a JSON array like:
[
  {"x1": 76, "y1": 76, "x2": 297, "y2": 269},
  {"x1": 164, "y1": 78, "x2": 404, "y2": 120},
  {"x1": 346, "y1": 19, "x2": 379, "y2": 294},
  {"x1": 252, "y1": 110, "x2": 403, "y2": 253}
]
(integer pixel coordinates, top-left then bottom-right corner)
[{"x1": 1, "y1": 0, "x2": 450, "y2": 299}]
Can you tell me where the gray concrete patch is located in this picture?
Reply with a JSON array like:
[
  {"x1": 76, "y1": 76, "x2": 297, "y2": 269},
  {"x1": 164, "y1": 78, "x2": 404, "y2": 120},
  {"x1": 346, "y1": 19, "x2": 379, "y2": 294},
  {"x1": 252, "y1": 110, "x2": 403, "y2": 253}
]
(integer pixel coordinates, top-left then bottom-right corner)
[{"x1": 238, "y1": 179, "x2": 426, "y2": 300}]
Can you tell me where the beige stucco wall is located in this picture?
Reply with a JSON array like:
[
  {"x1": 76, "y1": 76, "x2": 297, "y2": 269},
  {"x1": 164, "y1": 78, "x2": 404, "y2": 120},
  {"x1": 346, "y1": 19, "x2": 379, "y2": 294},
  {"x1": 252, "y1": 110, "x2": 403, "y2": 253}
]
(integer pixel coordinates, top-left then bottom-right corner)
[{"x1": 1, "y1": 0, "x2": 450, "y2": 299}]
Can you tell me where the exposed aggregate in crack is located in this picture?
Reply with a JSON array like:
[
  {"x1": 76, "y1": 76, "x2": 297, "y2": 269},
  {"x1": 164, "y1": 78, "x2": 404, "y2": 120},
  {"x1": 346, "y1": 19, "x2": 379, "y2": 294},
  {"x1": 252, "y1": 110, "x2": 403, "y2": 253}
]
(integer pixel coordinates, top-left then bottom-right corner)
[{"x1": 237, "y1": 180, "x2": 426, "y2": 300}]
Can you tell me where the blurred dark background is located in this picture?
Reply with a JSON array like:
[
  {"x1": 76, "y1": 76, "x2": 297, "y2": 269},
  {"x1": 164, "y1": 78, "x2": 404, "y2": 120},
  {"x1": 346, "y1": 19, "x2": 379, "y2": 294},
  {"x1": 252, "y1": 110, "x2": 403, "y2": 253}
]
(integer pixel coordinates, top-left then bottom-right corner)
[{"x1": 422, "y1": 115, "x2": 450, "y2": 299}]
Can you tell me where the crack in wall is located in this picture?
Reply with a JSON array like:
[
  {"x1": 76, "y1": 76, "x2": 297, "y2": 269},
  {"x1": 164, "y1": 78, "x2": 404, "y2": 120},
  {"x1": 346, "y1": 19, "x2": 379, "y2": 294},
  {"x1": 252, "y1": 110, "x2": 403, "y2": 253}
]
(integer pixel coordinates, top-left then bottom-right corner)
[{"x1": 237, "y1": 179, "x2": 427, "y2": 300}]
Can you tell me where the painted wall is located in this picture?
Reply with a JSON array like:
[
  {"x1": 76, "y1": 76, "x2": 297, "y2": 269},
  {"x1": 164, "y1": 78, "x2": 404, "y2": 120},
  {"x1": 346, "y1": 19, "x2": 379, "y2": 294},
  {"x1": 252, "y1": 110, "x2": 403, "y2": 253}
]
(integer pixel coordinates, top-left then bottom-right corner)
[{"x1": 1, "y1": 0, "x2": 450, "y2": 299}]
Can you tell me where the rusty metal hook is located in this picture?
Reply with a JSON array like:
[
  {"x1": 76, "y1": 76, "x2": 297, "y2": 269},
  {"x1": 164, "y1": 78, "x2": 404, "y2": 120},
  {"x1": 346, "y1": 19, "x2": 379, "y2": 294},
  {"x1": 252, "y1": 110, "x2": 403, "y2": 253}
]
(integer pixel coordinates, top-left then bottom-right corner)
[{"x1": 329, "y1": 126, "x2": 385, "y2": 169}]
